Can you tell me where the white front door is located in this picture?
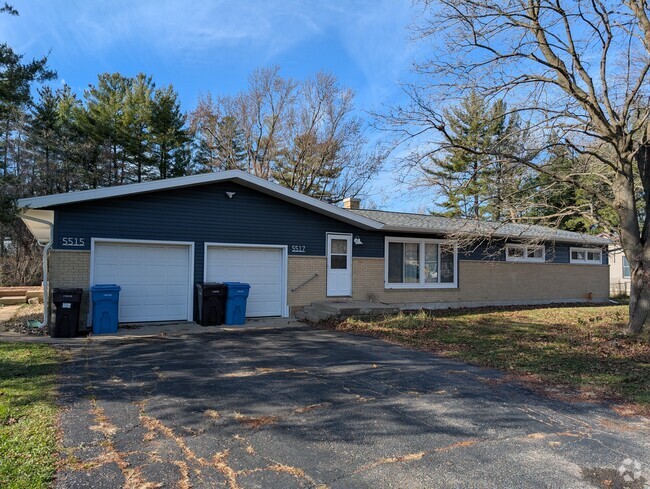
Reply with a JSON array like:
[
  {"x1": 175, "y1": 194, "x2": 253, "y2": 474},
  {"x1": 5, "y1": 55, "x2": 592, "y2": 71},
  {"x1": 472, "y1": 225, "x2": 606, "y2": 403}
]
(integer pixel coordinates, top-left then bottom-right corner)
[{"x1": 327, "y1": 234, "x2": 352, "y2": 297}]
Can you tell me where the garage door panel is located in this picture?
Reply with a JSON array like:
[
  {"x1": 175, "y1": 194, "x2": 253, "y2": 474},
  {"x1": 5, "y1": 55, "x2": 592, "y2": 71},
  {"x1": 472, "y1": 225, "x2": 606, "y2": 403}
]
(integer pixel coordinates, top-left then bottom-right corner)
[
  {"x1": 93, "y1": 242, "x2": 191, "y2": 323},
  {"x1": 206, "y1": 246, "x2": 284, "y2": 317}
]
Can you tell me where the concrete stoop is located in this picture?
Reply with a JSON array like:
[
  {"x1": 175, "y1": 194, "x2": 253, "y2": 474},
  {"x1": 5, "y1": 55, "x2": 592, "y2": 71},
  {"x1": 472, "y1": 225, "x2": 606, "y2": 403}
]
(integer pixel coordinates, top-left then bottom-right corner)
[{"x1": 295, "y1": 300, "x2": 400, "y2": 323}]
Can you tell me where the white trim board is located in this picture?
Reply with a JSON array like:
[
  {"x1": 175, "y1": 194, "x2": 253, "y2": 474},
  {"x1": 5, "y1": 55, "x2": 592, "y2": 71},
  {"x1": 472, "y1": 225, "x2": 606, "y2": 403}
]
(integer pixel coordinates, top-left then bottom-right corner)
[
  {"x1": 203, "y1": 242, "x2": 289, "y2": 318},
  {"x1": 89, "y1": 238, "x2": 195, "y2": 324}
]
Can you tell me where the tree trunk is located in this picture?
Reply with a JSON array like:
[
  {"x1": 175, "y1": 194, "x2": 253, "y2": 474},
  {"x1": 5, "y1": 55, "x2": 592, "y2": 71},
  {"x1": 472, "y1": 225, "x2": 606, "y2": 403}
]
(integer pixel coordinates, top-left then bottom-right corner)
[{"x1": 628, "y1": 266, "x2": 650, "y2": 334}]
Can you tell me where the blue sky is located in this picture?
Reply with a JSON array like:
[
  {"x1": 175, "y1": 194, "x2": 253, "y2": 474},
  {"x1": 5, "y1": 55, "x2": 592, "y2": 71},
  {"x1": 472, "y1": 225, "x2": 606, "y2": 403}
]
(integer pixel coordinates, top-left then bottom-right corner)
[{"x1": 2, "y1": 0, "x2": 433, "y2": 211}]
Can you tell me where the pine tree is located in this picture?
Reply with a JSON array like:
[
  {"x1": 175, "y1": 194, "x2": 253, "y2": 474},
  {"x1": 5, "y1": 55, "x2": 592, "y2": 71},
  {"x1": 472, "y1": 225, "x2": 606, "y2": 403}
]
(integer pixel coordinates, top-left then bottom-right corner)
[
  {"x1": 26, "y1": 87, "x2": 61, "y2": 194},
  {"x1": 425, "y1": 91, "x2": 526, "y2": 220},
  {"x1": 149, "y1": 85, "x2": 191, "y2": 179},
  {"x1": 425, "y1": 91, "x2": 493, "y2": 219},
  {"x1": 80, "y1": 73, "x2": 131, "y2": 186},
  {"x1": 123, "y1": 74, "x2": 154, "y2": 182}
]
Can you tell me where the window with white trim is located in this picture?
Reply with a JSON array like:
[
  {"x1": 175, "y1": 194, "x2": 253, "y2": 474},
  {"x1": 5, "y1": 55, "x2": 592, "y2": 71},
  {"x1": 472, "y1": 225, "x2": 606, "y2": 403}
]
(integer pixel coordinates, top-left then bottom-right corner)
[
  {"x1": 569, "y1": 247, "x2": 602, "y2": 264},
  {"x1": 505, "y1": 244, "x2": 545, "y2": 262},
  {"x1": 385, "y1": 238, "x2": 457, "y2": 288}
]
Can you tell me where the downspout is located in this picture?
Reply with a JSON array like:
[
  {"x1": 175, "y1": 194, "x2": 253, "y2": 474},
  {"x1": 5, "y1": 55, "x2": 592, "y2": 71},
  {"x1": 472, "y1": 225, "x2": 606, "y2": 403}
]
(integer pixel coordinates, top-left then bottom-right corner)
[{"x1": 20, "y1": 215, "x2": 54, "y2": 328}]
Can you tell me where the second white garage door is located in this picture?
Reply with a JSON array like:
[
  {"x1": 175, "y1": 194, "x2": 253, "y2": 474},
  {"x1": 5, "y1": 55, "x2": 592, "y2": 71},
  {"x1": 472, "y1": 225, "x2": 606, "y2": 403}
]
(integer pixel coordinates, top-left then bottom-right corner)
[
  {"x1": 205, "y1": 245, "x2": 286, "y2": 317},
  {"x1": 92, "y1": 241, "x2": 193, "y2": 323}
]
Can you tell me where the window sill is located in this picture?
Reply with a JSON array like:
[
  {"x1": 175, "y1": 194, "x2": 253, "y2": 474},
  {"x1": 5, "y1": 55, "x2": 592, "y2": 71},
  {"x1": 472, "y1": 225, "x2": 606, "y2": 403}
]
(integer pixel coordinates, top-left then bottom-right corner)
[
  {"x1": 385, "y1": 283, "x2": 458, "y2": 290},
  {"x1": 505, "y1": 259, "x2": 546, "y2": 263}
]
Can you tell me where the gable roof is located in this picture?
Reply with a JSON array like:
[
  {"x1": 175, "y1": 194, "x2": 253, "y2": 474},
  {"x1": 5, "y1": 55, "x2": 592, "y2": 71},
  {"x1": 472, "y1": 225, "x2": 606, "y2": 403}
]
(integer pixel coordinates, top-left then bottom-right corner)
[
  {"x1": 17, "y1": 170, "x2": 384, "y2": 231},
  {"x1": 17, "y1": 170, "x2": 610, "y2": 246},
  {"x1": 351, "y1": 209, "x2": 610, "y2": 246}
]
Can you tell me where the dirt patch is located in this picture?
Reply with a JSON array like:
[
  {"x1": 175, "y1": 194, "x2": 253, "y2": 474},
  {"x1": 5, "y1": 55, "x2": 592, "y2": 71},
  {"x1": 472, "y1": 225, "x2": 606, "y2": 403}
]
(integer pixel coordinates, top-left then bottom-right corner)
[
  {"x1": 0, "y1": 303, "x2": 47, "y2": 335},
  {"x1": 234, "y1": 413, "x2": 280, "y2": 429},
  {"x1": 293, "y1": 402, "x2": 331, "y2": 414},
  {"x1": 222, "y1": 367, "x2": 306, "y2": 378}
]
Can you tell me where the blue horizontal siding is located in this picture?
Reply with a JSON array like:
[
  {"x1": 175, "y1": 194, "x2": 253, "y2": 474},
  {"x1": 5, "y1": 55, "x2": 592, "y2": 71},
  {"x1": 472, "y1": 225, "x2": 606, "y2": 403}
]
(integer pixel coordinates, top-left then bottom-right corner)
[{"x1": 52, "y1": 181, "x2": 607, "y2": 280}]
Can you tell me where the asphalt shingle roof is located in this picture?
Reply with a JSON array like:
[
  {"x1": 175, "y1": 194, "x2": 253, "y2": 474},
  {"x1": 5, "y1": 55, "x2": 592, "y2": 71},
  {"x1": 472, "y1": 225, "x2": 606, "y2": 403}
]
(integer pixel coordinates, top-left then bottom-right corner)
[{"x1": 350, "y1": 209, "x2": 610, "y2": 246}]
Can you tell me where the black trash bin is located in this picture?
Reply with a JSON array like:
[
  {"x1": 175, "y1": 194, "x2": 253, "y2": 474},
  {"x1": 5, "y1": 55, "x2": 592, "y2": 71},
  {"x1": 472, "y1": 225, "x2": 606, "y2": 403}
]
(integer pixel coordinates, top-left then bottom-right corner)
[
  {"x1": 196, "y1": 283, "x2": 227, "y2": 326},
  {"x1": 51, "y1": 288, "x2": 83, "y2": 338}
]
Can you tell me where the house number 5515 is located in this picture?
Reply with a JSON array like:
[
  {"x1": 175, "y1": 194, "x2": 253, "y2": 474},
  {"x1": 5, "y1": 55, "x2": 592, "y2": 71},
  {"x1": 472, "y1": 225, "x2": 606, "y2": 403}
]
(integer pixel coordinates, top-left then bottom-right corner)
[{"x1": 62, "y1": 237, "x2": 85, "y2": 247}]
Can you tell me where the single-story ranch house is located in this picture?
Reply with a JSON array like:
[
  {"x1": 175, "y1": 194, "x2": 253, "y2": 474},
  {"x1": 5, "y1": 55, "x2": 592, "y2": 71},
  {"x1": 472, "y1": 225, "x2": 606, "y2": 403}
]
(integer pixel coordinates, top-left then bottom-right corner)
[{"x1": 18, "y1": 170, "x2": 610, "y2": 328}]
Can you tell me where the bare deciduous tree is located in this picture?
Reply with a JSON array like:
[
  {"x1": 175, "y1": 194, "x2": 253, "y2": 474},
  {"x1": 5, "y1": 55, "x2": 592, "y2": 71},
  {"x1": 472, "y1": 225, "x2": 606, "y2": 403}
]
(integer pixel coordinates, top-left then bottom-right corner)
[
  {"x1": 191, "y1": 67, "x2": 384, "y2": 202},
  {"x1": 382, "y1": 0, "x2": 650, "y2": 334}
]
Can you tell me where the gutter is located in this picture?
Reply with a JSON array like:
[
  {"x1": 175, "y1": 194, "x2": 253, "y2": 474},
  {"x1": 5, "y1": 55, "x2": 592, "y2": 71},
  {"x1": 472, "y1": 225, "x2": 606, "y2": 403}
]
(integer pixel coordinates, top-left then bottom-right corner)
[
  {"x1": 380, "y1": 225, "x2": 611, "y2": 246},
  {"x1": 19, "y1": 214, "x2": 53, "y2": 329}
]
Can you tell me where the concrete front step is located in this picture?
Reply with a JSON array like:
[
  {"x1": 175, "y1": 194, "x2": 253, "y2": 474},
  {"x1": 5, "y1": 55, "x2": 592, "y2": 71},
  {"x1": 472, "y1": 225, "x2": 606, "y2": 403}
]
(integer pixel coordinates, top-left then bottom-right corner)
[
  {"x1": 311, "y1": 300, "x2": 400, "y2": 317},
  {"x1": 0, "y1": 296, "x2": 27, "y2": 306},
  {"x1": 295, "y1": 309, "x2": 332, "y2": 322},
  {"x1": 296, "y1": 300, "x2": 401, "y2": 323}
]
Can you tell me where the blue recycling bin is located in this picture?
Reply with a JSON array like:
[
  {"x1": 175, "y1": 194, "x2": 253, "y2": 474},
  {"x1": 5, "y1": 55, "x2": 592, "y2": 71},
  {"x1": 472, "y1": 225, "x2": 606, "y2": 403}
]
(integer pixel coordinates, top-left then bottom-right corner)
[
  {"x1": 224, "y1": 282, "x2": 251, "y2": 325},
  {"x1": 91, "y1": 284, "x2": 121, "y2": 334}
]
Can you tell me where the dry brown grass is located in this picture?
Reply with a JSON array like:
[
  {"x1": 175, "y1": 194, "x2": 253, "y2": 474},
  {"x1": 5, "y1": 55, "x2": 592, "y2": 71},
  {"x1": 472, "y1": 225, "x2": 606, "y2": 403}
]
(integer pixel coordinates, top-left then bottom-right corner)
[
  {"x1": 293, "y1": 402, "x2": 331, "y2": 414},
  {"x1": 222, "y1": 367, "x2": 305, "y2": 378},
  {"x1": 324, "y1": 305, "x2": 650, "y2": 412},
  {"x1": 233, "y1": 412, "x2": 280, "y2": 429},
  {"x1": 204, "y1": 409, "x2": 220, "y2": 419}
]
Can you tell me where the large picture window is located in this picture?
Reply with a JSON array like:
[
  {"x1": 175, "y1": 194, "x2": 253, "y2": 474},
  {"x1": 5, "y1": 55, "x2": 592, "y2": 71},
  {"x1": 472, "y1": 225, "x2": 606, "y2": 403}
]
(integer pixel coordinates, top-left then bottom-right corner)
[
  {"x1": 385, "y1": 238, "x2": 457, "y2": 288},
  {"x1": 505, "y1": 244, "x2": 545, "y2": 263},
  {"x1": 569, "y1": 247, "x2": 602, "y2": 265}
]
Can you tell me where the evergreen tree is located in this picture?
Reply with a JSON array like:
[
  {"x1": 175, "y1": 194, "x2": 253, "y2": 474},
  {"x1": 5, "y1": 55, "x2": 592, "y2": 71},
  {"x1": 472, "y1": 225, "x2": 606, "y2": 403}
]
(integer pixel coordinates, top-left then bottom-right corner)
[
  {"x1": 150, "y1": 85, "x2": 191, "y2": 178},
  {"x1": 425, "y1": 91, "x2": 526, "y2": 220},
  {"x1": 80, "y1": 73, "x2": 131, "y2": 186},
  {"x1": 425, "y1": 91, "x2": 494, "y2": 219},
  {"x1": 55, "y1": 85, "x2": 90, "y2": 192},
  {"x1": 26, "y1": 87, "x2": 60, "y2": 194}
]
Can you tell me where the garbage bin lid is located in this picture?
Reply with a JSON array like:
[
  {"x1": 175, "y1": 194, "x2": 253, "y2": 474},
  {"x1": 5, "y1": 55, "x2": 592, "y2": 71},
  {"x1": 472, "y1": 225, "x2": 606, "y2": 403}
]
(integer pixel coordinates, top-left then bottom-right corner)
[
  {"x1": 91, "y1": 284, "x2": 121, "y2": 291},
  {"x1": 224, "y1": 282, "x2": 250, "y2": 287}
]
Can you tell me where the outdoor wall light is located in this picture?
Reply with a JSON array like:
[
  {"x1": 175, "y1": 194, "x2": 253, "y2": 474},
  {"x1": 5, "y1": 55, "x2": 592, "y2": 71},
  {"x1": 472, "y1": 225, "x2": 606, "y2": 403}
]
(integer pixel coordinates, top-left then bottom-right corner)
[
  {"x1": 225, "y1": 192, "x2": 236, "y2": 199},
  {"x1": 354, "y1": 236, "x2": 363, "y2": 245}
]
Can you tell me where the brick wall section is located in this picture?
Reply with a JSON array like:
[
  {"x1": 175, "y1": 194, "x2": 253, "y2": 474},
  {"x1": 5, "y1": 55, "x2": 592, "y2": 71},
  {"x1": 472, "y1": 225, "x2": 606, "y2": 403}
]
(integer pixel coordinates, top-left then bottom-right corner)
[
  {"x1": 288, "y1": 256, "x2": 328, "y2": 307},
  {"x1": 288, "y1": 256, "x2": 609, "y2": 310},
  {"x1": 49, "y1": 250, "x2": 91, "y2": 328},
  {"x1": 50, "y1": 251, "x2": 610, "y2": 321}
]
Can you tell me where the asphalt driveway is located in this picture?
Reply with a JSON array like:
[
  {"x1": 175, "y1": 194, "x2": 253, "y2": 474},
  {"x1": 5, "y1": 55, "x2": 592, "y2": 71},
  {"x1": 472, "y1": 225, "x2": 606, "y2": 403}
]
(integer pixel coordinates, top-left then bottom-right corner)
[{"x1": 56, "y1": 324, "x2": 649, "y2": 488}]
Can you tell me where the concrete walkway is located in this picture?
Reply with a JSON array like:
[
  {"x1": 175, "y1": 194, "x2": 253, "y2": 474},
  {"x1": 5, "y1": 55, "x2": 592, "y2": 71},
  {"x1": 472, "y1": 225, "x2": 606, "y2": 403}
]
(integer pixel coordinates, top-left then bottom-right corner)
[{"x1": 0, "y1": 317, "x2": 304, "y2": 344}]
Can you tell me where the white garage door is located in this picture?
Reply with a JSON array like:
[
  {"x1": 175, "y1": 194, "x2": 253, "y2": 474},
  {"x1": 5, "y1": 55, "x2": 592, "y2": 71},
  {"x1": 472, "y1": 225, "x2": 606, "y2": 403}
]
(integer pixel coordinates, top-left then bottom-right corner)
[
  {"x1": 205, "y1": 246, "x2": 285, "y2": 317},
  {"x1": 92, "y1": 241, "x2": 192, "y2": 323}
]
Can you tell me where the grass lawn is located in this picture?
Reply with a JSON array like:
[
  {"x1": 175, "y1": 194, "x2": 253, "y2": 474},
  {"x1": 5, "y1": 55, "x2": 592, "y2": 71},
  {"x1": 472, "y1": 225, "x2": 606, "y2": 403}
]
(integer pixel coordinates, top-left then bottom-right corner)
[
  {"x1": 327, "y1": 305, "x2": 650, "y2": 413},
  {"x1": 0, "y1": 342, "x2": 60, "y2": 488}
]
